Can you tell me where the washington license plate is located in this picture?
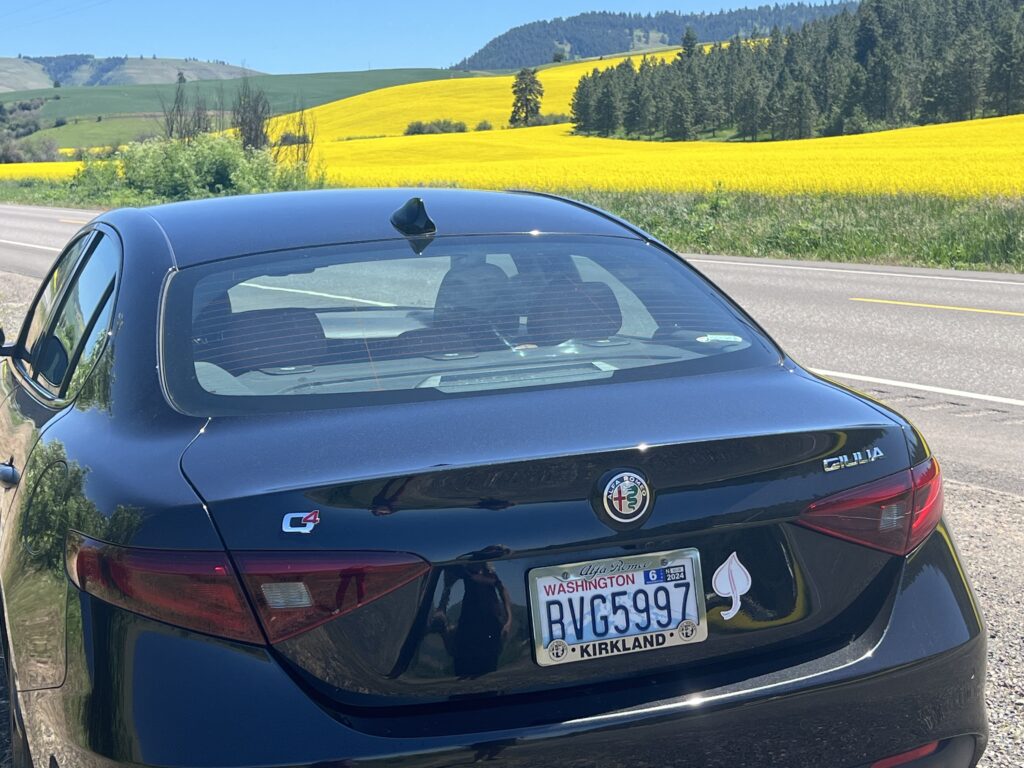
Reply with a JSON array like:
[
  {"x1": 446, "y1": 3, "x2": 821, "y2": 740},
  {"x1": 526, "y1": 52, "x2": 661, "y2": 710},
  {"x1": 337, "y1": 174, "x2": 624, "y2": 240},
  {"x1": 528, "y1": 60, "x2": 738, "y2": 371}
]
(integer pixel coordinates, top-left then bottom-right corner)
[{"x1": 529, "y1": 548, "x2": 707, "y2": 667}]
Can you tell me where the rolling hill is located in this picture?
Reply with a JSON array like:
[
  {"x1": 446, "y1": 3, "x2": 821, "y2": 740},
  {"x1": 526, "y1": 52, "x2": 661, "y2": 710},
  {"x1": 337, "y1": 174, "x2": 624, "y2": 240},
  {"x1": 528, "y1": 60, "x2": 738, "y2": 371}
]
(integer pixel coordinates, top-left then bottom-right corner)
[
  {"x1": 274, "y1": 51, "x2": 679, "y2": 142},
  {"x1": 0, "y1": 58, "x2": 54, "y2": 92},
  {"x1": 454, "y1": 2, "x2": 858, "y2": 70},
  {"x1": 0, "y1": 55, "x2": 259, "y2": 91},
  {"x1": 0, "y1": 69, "x2": 484, "y2": 148}
]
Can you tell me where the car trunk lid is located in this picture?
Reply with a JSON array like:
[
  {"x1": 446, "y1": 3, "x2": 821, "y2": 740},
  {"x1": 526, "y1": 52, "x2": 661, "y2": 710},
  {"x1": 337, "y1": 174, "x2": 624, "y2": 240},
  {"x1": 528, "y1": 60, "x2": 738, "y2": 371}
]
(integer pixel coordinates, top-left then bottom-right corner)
[{"x1": 180, "y1": 367, "x2": 910, "y2": 712}]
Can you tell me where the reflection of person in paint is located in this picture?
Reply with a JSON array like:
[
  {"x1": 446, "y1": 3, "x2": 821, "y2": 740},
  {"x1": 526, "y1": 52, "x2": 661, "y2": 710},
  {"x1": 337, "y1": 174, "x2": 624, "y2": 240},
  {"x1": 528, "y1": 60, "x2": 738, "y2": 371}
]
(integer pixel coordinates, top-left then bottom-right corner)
[
  {"x1": 433, "y1": 546, "x2": 512, "y2": 677},
  {"x1": 371, "y1": 476, "x2": 414, "y2": 515}
]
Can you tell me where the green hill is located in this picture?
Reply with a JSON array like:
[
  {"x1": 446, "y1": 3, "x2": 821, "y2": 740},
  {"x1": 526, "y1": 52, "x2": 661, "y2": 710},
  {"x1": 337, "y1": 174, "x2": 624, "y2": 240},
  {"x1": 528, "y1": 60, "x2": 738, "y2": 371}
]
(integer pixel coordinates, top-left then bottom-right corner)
[{"x1": 0, "y1": 68, "x2": 483, "y2": 148}]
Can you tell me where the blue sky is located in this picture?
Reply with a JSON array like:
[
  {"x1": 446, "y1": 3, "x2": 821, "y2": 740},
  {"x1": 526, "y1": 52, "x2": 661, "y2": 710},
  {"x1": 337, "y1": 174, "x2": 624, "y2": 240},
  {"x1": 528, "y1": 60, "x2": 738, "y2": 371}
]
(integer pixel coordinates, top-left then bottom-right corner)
[{"x1": 0, "y1": 0, "x2": 759, "y2": 73}]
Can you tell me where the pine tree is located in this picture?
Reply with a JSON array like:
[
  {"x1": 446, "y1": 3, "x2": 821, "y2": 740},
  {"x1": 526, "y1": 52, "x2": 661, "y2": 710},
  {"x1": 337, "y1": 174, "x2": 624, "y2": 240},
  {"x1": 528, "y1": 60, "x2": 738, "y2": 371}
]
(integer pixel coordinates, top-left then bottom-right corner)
[
  {"x1": 681, "y1": 26, "x2": 701, "y2": 59},
  {"x1": 951, "y1": 29, "x2": 990, "y2": 119},
  {"x1": 570, "y1": 70, "x2": 598, "y2": 133},
  {"x1": 625, "y1": 57, "x2": 658, "y2": 136},
  {"x1": 665, "y1": 73, "x2": 695, "y2": 140},
  {"x1": 510, "y1": 68, "x2": 544, "y2": 127},
  {"x1": 594, "y1": 74, "x2": 625, "y2": 135},
  {"x1": 735, "y1": 79, "x2": 764, "y2": 140},
  {"x1": 789, "y1": 82, "x2": 819, "y2": 138},
  {"x1": 987, "y1": 9, "x2": 1024, "y2": 115}
]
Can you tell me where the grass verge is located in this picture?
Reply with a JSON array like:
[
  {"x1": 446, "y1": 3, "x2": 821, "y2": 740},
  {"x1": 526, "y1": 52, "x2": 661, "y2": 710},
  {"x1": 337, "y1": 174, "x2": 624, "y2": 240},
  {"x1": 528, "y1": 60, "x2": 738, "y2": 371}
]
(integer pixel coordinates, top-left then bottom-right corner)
[
  {"x1": 0, "y1": 179, "x2": 1020, "y2": 272},
  {"x1": 574, "y1": 189, "x2": 1024, "y2": 273}
]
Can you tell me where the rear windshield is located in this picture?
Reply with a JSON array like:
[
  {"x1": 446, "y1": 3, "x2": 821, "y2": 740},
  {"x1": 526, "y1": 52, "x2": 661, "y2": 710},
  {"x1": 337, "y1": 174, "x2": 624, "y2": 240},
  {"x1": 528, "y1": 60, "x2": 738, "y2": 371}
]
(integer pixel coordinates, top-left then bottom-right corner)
[{"x1": 161, "y1": 235, "x2": 779, "y2": 415}]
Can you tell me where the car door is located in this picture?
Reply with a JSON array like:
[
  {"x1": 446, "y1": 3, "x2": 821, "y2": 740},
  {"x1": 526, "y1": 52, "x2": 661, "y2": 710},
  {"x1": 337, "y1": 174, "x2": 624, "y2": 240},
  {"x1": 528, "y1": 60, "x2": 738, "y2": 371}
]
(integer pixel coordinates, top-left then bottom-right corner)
[{"x1": 0, "y1": 228, "x2": 120, "y2": 691}]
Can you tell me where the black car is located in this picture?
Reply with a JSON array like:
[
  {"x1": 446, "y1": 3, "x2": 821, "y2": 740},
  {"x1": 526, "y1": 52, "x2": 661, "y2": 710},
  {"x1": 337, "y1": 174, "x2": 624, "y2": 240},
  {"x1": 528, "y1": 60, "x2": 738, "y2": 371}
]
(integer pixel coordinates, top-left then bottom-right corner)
[{"x1": 0, "y1": 189, "x2": 986, "y2": 768}]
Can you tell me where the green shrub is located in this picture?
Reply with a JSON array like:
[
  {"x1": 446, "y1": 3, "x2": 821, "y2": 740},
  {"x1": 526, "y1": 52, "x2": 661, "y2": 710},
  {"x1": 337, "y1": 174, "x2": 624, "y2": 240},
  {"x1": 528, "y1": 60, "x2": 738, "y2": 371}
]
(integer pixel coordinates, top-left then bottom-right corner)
[
  {"x1": 405, "y1": 119, "x2": 468, "y2": 135},
  {"x1": 527, "y1": 113, "x2": 571, "y2": 127},
  {"x1": 70, "y1": 134, "x2": 325, "y2": 203},
  {"x1": 475, "y1": 120, "x2": 493, "y2": 131},
  {"x1": 118, "y1": 134, "x2": 280, "y2": 199}
]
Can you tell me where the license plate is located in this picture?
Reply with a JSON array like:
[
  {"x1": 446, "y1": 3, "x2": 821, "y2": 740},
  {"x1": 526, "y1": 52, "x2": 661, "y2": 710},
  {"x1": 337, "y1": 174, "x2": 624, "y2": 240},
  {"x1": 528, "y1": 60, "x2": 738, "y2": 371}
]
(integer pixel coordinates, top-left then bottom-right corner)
[{"x1": 528, "y1": 548, "x2": 707, "y2": 667}]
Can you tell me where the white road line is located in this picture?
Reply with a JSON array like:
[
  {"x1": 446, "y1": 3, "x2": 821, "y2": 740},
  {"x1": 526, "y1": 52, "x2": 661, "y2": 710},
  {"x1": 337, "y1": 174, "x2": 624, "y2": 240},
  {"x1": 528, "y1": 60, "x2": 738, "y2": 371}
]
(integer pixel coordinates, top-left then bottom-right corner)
[
  {"x1": 811, "y1": 368, "x2": 1024, "y2": 408},
  {"x1": 0, "y1": 239, "x2": 59, "y2": 252},
  {"x1": 689, "y1": 258, "x2": 1024, "y2": 287},
  {"x1": 238, "y1": 281, "x2": 397, "y2": 307}
]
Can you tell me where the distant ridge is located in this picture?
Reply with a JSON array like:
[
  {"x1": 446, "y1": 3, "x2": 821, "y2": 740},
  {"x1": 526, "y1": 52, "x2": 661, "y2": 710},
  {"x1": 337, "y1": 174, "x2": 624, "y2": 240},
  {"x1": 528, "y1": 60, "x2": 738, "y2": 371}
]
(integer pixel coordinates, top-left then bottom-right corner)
[
  {"x1": 454, "y1": 2, "x2": 859, "y2": 70},
  {"x1": 0, "y1": 54, "x2": 260, "y2": 92}
]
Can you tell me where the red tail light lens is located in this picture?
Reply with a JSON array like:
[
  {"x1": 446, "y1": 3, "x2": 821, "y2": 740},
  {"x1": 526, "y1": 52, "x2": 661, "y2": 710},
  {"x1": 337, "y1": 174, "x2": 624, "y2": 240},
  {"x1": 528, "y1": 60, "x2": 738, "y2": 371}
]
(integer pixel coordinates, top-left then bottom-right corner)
[
  {"x1": 66, "y1": 535, "x2": 431, "y2": 645},
  {"x1": 871, "y1": 740, "x2": 939, "y2": 768},
  {"x1": 66, "y1": 533, "x2": 263, "y2": 644},
  {"x1": 797, "y1": 457, "x2": 944, "y2": 556},
  {"x1": 233, "y1": 551, "x2": 430, "y2": 643},
  {"x1": 907, "y1": 458, "x2": 944, "y2": 552}
]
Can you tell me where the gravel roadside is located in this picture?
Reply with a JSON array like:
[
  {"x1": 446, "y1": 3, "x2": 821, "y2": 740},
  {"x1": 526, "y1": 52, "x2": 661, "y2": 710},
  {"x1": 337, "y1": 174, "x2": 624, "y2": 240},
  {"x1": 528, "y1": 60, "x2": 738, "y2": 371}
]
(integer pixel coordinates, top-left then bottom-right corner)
[
  {"x1": 945, "y1": 480, "x2": 1024, "y2": 767},
  {"x1": 0, "y1": 275, "x2": 1019, "y2": 766},
  {"x1": 0, "y1": 273, "x2": 37, "y2": 345}
]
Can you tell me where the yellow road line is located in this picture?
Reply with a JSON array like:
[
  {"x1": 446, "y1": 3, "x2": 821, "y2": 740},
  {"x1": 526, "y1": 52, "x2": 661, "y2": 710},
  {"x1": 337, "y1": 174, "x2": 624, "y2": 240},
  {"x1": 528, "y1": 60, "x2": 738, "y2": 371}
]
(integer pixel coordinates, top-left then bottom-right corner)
[
  {"x1": 849, "y1": 297, "x2": 1024, "y2": 317},
  {"x1": 58, "y1": 219, "x2": 90, "y2": 225}
]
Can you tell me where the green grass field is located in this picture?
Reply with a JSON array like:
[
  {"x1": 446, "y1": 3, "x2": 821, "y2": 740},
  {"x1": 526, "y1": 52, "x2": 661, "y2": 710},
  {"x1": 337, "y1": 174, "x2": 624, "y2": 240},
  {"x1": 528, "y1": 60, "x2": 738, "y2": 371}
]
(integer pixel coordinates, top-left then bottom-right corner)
[
  {"x1": 0, "y1": 68, "x2": 486, "y2": 136},
  {"x1": 36, "y1": 115, "x2": 162, "y2": 149}
]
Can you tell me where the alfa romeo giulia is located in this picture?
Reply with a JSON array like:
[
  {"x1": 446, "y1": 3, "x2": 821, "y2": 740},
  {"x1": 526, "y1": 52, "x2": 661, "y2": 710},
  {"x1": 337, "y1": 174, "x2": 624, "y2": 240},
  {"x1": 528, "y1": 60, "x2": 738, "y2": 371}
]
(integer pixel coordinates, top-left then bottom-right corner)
[{"x1": 0, "y1": 189, "x2": 986, "y2": 767}]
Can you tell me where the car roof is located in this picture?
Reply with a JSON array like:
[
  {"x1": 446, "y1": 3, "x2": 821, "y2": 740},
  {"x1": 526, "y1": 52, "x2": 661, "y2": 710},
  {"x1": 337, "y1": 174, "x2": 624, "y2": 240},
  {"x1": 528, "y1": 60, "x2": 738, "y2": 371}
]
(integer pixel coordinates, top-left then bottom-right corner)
[{"x1": 130, "y1": 188, "x2": 642, "y2": 268}]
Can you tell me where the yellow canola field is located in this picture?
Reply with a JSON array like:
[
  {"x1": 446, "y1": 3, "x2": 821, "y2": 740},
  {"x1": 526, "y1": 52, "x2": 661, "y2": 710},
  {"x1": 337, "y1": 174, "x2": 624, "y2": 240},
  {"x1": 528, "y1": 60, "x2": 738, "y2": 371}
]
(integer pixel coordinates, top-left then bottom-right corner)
[
  {"x1": 0, "y1": 161, "x2": 81, "y2": 181},
  {"x1": 1, "y1": 43, "x2": 1021, "y2": 200},
  {"x1": 275, "y1": 50, "x2": 680, "y2": 141},
  {"x1": 310, "y1": 116, "x2": 1024, "y2": 198}
]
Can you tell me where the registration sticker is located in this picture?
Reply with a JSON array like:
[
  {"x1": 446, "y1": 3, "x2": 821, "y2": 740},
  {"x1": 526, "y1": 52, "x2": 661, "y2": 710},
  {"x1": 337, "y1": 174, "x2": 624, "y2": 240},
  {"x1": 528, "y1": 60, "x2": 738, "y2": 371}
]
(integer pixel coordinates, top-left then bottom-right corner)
[{"x1": 528, "y1": 548, "x2": 708, "y2": 667}]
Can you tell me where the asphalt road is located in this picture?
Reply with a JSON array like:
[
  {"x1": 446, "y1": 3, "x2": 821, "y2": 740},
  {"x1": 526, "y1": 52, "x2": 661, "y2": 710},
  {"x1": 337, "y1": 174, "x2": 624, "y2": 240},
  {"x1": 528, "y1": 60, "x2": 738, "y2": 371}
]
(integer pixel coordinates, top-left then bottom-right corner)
[{"x1": 0, "y1": 203, "x2": 99, "y2": 280}]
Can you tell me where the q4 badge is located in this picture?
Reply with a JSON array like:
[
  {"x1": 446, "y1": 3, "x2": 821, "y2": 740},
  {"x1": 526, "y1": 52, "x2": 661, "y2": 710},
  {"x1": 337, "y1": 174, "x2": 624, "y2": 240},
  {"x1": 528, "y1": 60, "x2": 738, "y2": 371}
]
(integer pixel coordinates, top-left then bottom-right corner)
[{"x1": 282, "y1": 510, "x2": 320, "y2": 534}]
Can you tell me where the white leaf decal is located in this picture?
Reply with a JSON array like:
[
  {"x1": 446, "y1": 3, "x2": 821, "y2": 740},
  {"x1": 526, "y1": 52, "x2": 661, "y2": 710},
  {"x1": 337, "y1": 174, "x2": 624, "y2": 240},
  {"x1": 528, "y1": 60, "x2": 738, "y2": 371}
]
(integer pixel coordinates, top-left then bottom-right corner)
[{"x1": 712, "y1": 552, "x2": 752, "y2": 621}]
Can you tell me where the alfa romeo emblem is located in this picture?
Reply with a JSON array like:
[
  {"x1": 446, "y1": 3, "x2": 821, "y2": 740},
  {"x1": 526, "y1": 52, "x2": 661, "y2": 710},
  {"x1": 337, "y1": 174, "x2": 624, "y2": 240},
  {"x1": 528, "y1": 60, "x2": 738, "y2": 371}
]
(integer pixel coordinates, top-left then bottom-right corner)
[
  {"x1": 547, "y1": 639, "x2": 569, "y2": 661},
  {"x1": 599, "y1": 470, "x2": 653, "y2": 528}
]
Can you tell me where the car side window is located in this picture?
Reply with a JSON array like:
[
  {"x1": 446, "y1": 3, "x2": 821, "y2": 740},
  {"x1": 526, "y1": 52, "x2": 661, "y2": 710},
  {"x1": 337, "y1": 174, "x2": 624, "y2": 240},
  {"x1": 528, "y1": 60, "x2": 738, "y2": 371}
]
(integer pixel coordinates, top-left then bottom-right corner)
[
  {"x1": 19, "y1": 233, "x2": 94, "y2": 363},
  {"x1": 33, "y1": 234, "x2": 120, "y2": 398}
]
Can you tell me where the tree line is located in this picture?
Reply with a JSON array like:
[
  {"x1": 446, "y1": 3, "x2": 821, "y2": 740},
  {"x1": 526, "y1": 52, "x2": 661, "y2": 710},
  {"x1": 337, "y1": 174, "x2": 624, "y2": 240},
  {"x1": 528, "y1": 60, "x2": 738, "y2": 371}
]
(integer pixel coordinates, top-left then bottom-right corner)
[{"x1": 570, "y1": 0, "x2": 1024, "y2": 142}]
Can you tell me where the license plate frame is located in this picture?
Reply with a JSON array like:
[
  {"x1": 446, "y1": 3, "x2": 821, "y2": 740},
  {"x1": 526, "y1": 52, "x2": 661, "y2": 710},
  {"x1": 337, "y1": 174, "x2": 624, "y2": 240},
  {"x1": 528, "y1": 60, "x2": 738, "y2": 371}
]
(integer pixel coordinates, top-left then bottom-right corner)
[{"x1": 528, "y1": 548, "x2": 708, "y2": 667}]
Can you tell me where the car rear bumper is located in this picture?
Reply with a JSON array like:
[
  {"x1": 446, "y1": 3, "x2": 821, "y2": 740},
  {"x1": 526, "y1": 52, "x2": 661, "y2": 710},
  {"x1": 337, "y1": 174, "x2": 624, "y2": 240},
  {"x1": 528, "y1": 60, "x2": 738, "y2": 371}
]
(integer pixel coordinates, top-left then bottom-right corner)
[{"x1": 24, "y1": 522, "x2": 986, "y2": 768}]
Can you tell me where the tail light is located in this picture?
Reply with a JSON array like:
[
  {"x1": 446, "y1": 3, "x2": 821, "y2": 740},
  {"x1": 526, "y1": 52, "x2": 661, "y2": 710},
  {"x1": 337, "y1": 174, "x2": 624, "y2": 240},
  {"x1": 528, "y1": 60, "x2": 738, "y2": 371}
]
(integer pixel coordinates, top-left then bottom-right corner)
[
  {"x1": 797, "y1": 457, "x2": 944, "y2": 556},
  {"x1": 234, "y1": 551, "x2": 429, "y2": 643},
  {"x1": 67, "y1": 533, "x2": 429, "y2": 645},
  {"x1": 871, "y1": 740, "x2": 939, "y2": 768},
  {"x1": 66, "y1": 533, "x2": 263, "y2": 643}
]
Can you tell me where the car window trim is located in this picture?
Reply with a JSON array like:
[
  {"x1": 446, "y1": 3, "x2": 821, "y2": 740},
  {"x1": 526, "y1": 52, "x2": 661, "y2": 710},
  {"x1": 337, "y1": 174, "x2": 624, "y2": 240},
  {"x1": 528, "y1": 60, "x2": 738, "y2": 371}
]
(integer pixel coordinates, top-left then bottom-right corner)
[
  {"x1": 16, "y1": 231, "x2": 97, "y2": 382},
  {"x1": 13, "y1": 225, "x2": 122, "y2": 406},
  {"x1": 15, "y1": 231, "x2": 97, "y2": 379},
  {"x1": 31, "y1": 234, "x2": 106, "y2": 393}
]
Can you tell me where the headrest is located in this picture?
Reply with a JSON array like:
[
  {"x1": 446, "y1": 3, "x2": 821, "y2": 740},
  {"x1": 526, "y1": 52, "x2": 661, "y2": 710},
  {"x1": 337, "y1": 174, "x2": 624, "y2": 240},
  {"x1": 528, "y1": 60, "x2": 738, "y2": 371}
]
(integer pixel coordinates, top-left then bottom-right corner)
[
  {"x1": 194, "y1": 304, "x2": 327, "y2": 375},
  {"x1": 527, "y1": 280, "x2": 622, "y2": 346},
  {"x1": 434, "y1": 262, "x2": 518, "y2": 338}
]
